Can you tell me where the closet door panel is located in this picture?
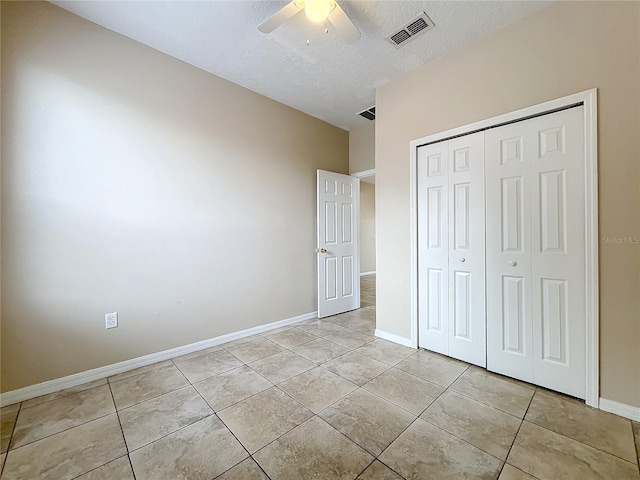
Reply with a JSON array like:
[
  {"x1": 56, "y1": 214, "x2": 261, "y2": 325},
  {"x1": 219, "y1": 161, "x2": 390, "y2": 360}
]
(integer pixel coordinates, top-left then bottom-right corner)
[
  {"x1": 486, "y1": 124, "x2": 534, "y2": 383},
  {"x1": 486, "y1": 106, "x2": 586, "y2": 399},
  {"x1": 529, "y1": 107, "x2": 586, "y2": 398},
  {"x1": 448, "y1": 132, "x2": 486, "y2": 367},
  {"x1": 417, "y1": 142, "x2": 449, "y2": 355}
]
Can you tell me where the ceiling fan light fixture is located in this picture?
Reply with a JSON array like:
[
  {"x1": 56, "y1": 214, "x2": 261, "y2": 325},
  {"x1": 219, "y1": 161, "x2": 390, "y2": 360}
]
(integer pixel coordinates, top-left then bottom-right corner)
[
  {"x1": 260, "y1": 0, "x2": 359, "y2": 44},
  {"x1": 295, "y1": 0, "x2": 336, "y2": 23}
]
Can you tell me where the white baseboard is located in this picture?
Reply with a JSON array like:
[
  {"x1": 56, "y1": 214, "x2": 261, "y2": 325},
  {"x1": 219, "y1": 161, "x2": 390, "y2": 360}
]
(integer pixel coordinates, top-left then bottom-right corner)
[
  {"x1": 0, "y1": 311, "x2": 317, "y2": 407},
  {"x1": 374, "y1": 329, "x2": 414, "y2": 348},
  {"x1": 598, "y1": 398, "x2": 640, "y2": 421},
  {"x1": 360, "y1": 271, "x2": 376, "y2": 277}
]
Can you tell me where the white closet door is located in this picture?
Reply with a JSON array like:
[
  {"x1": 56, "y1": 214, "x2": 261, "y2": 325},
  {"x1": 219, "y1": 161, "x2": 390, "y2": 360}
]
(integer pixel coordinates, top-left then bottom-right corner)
[
  {"x1": 447, "y1": 133, "x2": 486, "y2": 367},
  {"x1": 418, "y1": 141, "x2": 449, "y2": 355},
  {"x1": 486, "y1": 122, "x2": 534, "y2": 383},
  {"x1": 418, "y1": 132, "x2": 485, "y2": 366},
  {"x1": 530, "y1": 107, "x2": 586, "y2": 398},
  {"x1": 486, "y1": 107, "x2": 586, "y2": 399}
]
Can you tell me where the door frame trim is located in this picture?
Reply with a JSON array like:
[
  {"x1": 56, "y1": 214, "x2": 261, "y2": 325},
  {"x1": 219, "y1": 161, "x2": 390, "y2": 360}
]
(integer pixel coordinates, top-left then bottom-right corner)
[
  {"x1": 351, "y1": 168, "x2": 375, "y2": 179},
  {"x1": 408, "y1": 89, "x2": 599, "y2": 408}
]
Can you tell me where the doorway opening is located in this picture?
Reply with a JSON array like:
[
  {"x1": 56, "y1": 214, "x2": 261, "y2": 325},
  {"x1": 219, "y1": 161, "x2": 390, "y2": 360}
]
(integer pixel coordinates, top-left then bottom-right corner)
[{"x1": 353, "y1": 169, "x2": 376, "y2": 282}]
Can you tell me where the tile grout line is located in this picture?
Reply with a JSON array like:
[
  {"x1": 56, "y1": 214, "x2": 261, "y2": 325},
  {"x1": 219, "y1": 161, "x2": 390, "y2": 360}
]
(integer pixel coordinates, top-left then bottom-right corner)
[
  {"x1": 12, "y1": 384, "x2": 108, "y2": 439},
  {"x1": 109, "y1": 368, "x2": 190, "y2": 412},
  {"x1": 374, "y1": 457, "x2": 408, "y2": 480},
  {"x1": 360, "y1": 376, "x2": 439, "y2": 418},
  {"x1": 371, "y1": 365, "x2": 476, "y2": 478},
  {"x1": 105, "y1": 358, "x2": 232, "y2": 465},
  {"x1": 9, "y1": 380, "x2": 107, "y2": 411},
  {"x1": 272, "y1": 370, "x2": 357, "y2": 415},
  {"x1": 194, "y1": 365, "x2": 273, "y2": 407},
  {"x1": 236, "y1": 370, "x2": 320, "y2": 443},
  {"x1": 107, "y1": 379, "x2": 138, "y2": 480},
  {"x1": 1, "y1": 402, "x2": 23, "y2": 477},
  {"x1": 521, "y1": 416, "x2": 640, "y2": 467},
  {"x1": 446, "y1": 385, "x2": 534, "y2": 419},
  {"x1": 253, "y1": 309, "x2": 383, "y2": 463},
  {"x1": 5, "y1": 409, "x2": 118, "y2": 454},
  {"x1": 417, "y1": 415, "x2": 509, "y2": 466},
  {"x1": 381, "y1": 412, "x2": 507, "y2": 475},
  {"x1": 247, "y1": 288, "x2": 410, "y2": 477},
  {"x1": 255, "y1": 322, "x2": 425, "y2": 420},
  {"x1": 374, "y1": 368, "x2": 453, "y2": 443},
  {"x1": 180, "y1": 345, "x2": 271, "y2": 479},
  {"x1": 234, "y1": 323, "x2": 380, "y2": 381},
  {"x1": 353, "y1": 458, "x2": 378, "y2": 480},
  {"x1": 496, "y1": 386, "x2": 538, "y2": 478},
  {"x1": 117, "y1": 402, "x2": 217, "y2": 454},
  {"x1": 169, "y1": 322, "x2": 371, "y2": 419},
  {"x1": 317, "y1": 347, "x2": 444, "y2": 475},
  {"x1": 210, "y1": 329, "x2": 385, "y2": 475},
  {"x1": 435, "y1": 363, "x2": 523, "y2": 471},
  {"x1": 524, "y1": 389, "x2": 640, "y2": 467},
  {"x1": 187, "y1": 383, "x2": 274, "y2": 480},
  {"x1": 635, "y1": 422, "x2": 640, "y2": 468},
  {"x1": 180, "y1": 332, "x2": 371, "y2": 480},
  {"x1": 250, "y1": 411, "x2": 380, "y2": 478},
  {"x1": 317, "y1": 352, "x2": 394, "y2": 388},
  {"x1": 373, "y1": 414, "x2": 427, "y2": 475},
  {"x1": 108, "y1": 360, "x2": 175, "y2": 384},
  {"x1": 118, "y1": 411, "x2": 218, "y2": 457},
  {"x1": 502, "y1": 464, "x2": 543, "y2": 480},
  {"x1": 67, "y1": 455, "x2": 132, "y2": 480},
  {"x1": 433, "y1": 363, "x2": 527, "y2": 464}
]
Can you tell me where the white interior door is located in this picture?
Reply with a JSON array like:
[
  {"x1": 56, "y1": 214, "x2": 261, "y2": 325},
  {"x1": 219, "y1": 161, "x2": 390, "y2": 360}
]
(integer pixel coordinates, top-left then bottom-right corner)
[
  {"x1": 447, "y1": 133, "x2": 486, "y2": 367},
  {"x1": 531, "y1": 107, "x2": 586, "y2": 398},
  {"x1": 485, "y1": 121, "x2": 534, "y2": 382},
  {"x1": 417, "y1": 132, "x2": 486, "y2": 366},
  {"x1": 486, "y1": 107, "x2": 586, "y2": 399},
  {"x1": 417, "y1": 141, "x2": 449, "y2": 354},
  {"x1": 317, "y1": 170, "x2": 360, "y2": 318}
]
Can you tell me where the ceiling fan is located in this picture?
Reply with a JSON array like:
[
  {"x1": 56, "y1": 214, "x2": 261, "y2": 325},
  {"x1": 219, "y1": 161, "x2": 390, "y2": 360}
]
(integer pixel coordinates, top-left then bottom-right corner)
[{"x1": 258, "y1": 0, "x2": 361, "y2": 45}]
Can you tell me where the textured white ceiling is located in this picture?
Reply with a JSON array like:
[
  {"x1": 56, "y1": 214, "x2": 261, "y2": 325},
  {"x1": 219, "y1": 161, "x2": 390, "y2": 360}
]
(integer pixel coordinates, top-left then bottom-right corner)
[{"x1": 52, "y1": 1, "x2": 551, "y2": 131}]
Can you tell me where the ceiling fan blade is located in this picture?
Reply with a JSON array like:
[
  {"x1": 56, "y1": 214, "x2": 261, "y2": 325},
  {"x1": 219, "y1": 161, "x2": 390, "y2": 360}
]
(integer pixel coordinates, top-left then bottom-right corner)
[
  {"x1": 328, "y1": 2, "x2": 360, "y2": 44},
  {"x1": 258, "y1": 1, "x2": 303, "y2": 34}
]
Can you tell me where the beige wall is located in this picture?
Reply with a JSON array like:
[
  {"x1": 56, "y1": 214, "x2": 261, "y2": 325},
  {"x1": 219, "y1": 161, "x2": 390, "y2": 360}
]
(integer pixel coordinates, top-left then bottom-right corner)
[
  {"x1": 376, "y1": 1, "x2": 640, "y2": 407},
  {"x1": 349, "y1": 122, "x2": 375, "y2": 174},
  {"x1": 360, "y1": 182, "x2": 376, "y2": 274},
  {"x1": 0, "y1": 1, "x2": 348, "y2": 393}
]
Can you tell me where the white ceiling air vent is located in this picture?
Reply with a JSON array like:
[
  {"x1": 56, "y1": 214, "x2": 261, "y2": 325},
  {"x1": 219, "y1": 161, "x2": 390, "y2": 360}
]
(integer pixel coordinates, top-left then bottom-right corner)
[
  {"x1": 358, "y1": 106, "x2": 375, "y2": 121},
  {"x1": 386, "y1": 12, "x2": 434, "y2": 48}
]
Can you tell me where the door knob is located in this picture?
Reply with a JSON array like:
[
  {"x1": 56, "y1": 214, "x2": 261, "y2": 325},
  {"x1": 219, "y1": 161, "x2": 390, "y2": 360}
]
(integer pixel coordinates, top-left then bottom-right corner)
[
  {"x1": 460, "y1": 258, "x2": 466, "y2": 263},
  {"x1": 316, "y1": 248, "x2": 327, "y2": 254},
  {"x1": 510, "y1": 261, "x2": 517, "y2": 266}
]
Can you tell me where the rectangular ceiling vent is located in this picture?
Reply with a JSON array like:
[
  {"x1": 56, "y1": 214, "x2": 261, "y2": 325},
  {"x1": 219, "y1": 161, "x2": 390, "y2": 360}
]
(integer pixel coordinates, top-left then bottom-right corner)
[
  {"x1": 358, "y1": 106, "x2": 375, "y2": 121},
  {"x1": 386, "y1": 12, "x2": 434, "y2": 48}
]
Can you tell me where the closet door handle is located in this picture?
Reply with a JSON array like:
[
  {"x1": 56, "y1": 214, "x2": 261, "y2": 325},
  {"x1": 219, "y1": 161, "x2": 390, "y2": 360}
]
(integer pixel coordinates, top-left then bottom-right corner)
[
  {"x1": 460, "y1": 258, "x2": 466, "y2": 263},
  {"x1": 510, "y1": 261, "x2": 517, "y2": 266}
]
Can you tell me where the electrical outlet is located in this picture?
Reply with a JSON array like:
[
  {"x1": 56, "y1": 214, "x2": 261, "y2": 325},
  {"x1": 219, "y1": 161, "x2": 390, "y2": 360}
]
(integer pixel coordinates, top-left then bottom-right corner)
[{"x1": 105, "y1": 312, "x2": 118, "y2": 329}]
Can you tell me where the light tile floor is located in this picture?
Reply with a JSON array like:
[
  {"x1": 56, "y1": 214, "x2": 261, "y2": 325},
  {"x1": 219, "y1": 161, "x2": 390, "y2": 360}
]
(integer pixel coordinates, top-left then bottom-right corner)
[{"x1": 1, "y1": 275, "x2": 639, "y2": 479}]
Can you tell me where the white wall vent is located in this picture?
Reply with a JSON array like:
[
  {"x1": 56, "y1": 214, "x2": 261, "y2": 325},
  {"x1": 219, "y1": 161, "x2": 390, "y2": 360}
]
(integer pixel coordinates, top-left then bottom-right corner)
[
  {"x1": 386, "y1": 12, "x2": 434, "y2": 48},
  {"x1": 358, "y1": 106, "x2": 375, "y2": 121}
]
